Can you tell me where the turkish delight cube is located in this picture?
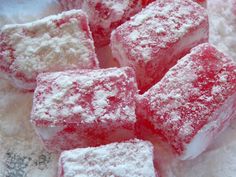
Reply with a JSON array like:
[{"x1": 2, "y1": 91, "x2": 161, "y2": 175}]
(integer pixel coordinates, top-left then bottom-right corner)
[
  {"x1": 136, "y1": 43, "x2": 236, "y2": 160},
  {"x1": 111, "y1": 0, "x2": 208, "y2": 93},
  {"x1": 0, "y1": 10, "x2": 98, "y2": 91},
  {"x1": 58, "y1": 139, "x2": 157, "y2": 177},
  {"x1": 31, "y1": 67, "x2": 138, "y2": 152},
  {"x1": 58, "y1": 0, "x2": 144, "y2": 47}
]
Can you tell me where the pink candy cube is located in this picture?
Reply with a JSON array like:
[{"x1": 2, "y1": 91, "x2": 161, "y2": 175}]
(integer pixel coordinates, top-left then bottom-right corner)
[
  {"x1": 136, "y1": 43, "x2": 236, "y2": 160},
  {"x1": 111, "y1": 0, "x2": 208, "y2": 93},
  {"x1": 0, "y1": 10, "x2": 98, "y2": 91},
  {"x1": 31, "y1": 67, "x2": 137, "y2": 152},
  {"x1": 58, "y1": 0, "x2": 144, "y2": 47},
  {"x1": 58, "y1": 139, "x2": 157, "y2": 177}
]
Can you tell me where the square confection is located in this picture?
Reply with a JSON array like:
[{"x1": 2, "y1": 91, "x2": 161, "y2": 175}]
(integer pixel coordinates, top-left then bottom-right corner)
[
  {"x1": 31, "y1": 67, "x2": 137, "y2": 152},
  {"x1": 58, "y1": 139, "x2": 157, "y2": 177},
  {"x1": 58, "y1": 0, "x2": 144, "y2": 47},
  {"x1": 136, "y1": 43, "x2": 236, "y2": 160},
  {"x1": 111, "y1": 0, "x2": 208, "y2": 93},
  {"x1": 0, "y1": 10, "x2": 98, "y2": 91}
]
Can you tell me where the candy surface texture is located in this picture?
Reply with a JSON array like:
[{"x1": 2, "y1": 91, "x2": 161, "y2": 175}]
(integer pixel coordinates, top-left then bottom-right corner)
[
  {"x1": 0, "y1": 10, "x2": 98, "y2": 90},
  {"x1": 58, "y1": 139, "x2": 157, "y2": 177},
  {"x1": 58, "y1": 0, "x2": 143, "y2": 47},
  {"x1": 111, "y1": 0, "x2": 208, "y2": 93},
  {"x1": 31, "y1": 67, "x2": 137, "y2": 152}
]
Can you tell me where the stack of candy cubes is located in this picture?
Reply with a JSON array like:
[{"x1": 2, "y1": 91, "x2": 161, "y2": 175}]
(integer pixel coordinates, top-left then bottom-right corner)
[{"x1": 1, "y1": 0, "x2": 236, "y2": 176}]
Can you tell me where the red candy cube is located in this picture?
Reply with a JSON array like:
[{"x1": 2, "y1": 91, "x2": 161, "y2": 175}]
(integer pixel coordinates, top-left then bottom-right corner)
[
  {"x1": 31, "y1": 67, "x2": 137, "y2": 152},
  {"x1": 0, "y1": 10, "x2": 98, "y2": 91},
  {"x1": 111, "y1": 0, "x2": 208, "y2": 93},
  {"x1": 58, "y1": 0, "x2": 144, "y2": 47},
  {"x1": 58, "y1": 139, "x2": 157, "y2": 177},
  {"x1": 136, "y1": 43, "x2": 236, "y2": 160}
]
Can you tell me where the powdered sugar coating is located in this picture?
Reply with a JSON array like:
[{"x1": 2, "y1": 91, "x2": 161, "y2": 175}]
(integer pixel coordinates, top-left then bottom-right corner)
[
  {"x1": 0, "y1": 10, "x2": 98, "y2": 90},
  {"x1": 58, "y1": 0, "x2": 143, "y2": 47},
  {"x1": 136, "y1": 43, "x2": 236, "y2": 158},
  {"x1": 111, "y1": 0, "x2": 208, "y2": 93},
  {"x1": 58, "y1": 139, "x2": 157, "y2": 177},
  {"x1": 193, "y1": 0, "x2": 207, "y2": 6},
  {"x1": 31, "y1": 67, "x2": 138, "y2": 151},
  {"x1": 32, "y1": 67, "x2": 137, "y2": 124}
]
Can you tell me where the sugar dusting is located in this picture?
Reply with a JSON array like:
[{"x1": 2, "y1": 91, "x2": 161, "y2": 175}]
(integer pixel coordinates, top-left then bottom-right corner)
[
  {"x1": 138, "y1": 43, "x2": 236, "y2": 160},
  {"x1": 209, "y1": 0, "x2": 236, "y2": 61},
  {"x1": 31, "y1": 67, "x2": 136, "y2": 124},
  {"x1": 1, "y1": 9, "x2": 98, "y2": 90},
  {"x1": 0, "y1": 1, "x2": 62, "y2": 177},
  {"x1": 0, "y1": 0, "x2": 61, "y2": 27},
  {"x1": 160, "y1": 0, "x2": 236, "y2": 176},
  {"x1": 112, "y1": 0, "x2": 207, "y2": 61},
  {"x1": 0, "y1": 80, "x2": 59, "y2": 177},
  {"x1": 3, "y1": 11, "x2": 94, "y2": 73},
  {"x1": 59, "y1": 0, "x2": 143, "y2": 46},
  {"x1": 0, "y1": 0, "x2": 236, "y2": 177},
  {"x1": 59, "y1": 139, "x2": 156, "y2": 177}
]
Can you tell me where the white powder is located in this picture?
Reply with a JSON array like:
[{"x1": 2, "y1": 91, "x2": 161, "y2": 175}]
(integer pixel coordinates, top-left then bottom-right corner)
[
  {"x1": 0, "y1": 80, "x2": 59, "y2": 177},
  {"x1": 170, "y1": 112, "x2": 181, "y2": 122},
  {"x1": 59, "y1": 139, "x2": 156, "y2": 177},
  {"x1": 212, "y1": 85, "x2": 222, "y2": 95},
  {"x1": 0, "y1": 0, "x2": 61, "y2": 26},
  {"x1": 148, "y1": 56, "x2": 200, "y2": 132},
  {"x1": 129, "y1": 30, "x2": 140, "y2": 41},
  {"x1": 60, "y1": 0, "x2": 143, "y2": 46},
  {"x1": 31, "y1": 67, "x2": 137, "y2": 124},
  {"x1": 112, "y1": 0, "x2": 207, "y2": 62},
  {"x1": 209, "y1": 0, "x2": 236, "y2": 62},
  {"x1": 178, "y1": 121, "x2": 194, "y2": 138},
  {"x1": 92, "y1": 89, "x2": 117, "y2": 118},
  {"x1": 1, "y1": 9, "x2": 98, "y2": 90}
]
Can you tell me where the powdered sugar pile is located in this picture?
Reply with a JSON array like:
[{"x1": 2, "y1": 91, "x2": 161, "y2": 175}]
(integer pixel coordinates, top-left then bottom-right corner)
[
  {"x1": 0, "y1": 0, "x2": 61, "y2": 26},
  {"x1": 0, "y1": 80, "x2": 59, "y2": 177},
  {"x1": 0, "y1": 0, "x2": 236, "y2": 177},
  {"x1": 209, "y1": 0, "x2": 236, "y2": 61}
]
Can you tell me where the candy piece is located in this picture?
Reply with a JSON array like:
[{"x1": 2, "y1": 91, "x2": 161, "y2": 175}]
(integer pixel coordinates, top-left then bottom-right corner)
[
  {"x1": 111, "y1": 0, "x2": 208, "y2": 93},
  {"x1": 0, "y1": 10, "x2": 99, "y2": 91},
  {"x1": 58, "y1": 0, "x2": 144, "y2": 47},
  {"x1": 58, "y1": 139, "x2": 157, "y2": 177},
  {"x1": 136, "y1": 43, "x2": 236, "y2": 160},
  {"x1": 31, "y1": 67, "x2": 137, "y2": 152}
]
